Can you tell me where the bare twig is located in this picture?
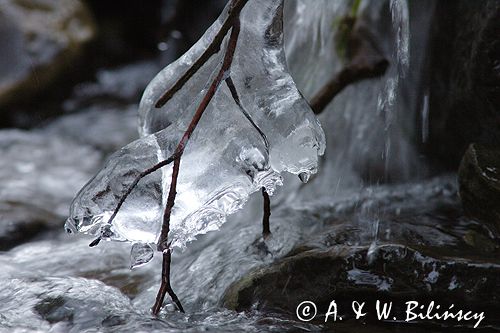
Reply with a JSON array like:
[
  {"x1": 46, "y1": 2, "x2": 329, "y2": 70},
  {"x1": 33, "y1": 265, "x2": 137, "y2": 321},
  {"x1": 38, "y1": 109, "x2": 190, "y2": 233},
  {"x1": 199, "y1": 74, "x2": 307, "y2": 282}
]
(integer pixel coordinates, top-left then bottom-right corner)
[
  {"x1": 152, "y1": 8, "x2": 244, "y2": 315},
  {"x1": 262, "y1": 188, "x2": 271, "y2": 238},
  {"x1": 310, "y1": 19, "x2": 389, "y2": 114},
  {"x1": 225, "y1": 76, "x2": 269, "y2": 152},
  {"x1": 156, "y1": 17, "x2": 242, "y2": 253},
  {"x1": 91, "y1": 0, "x2": 273, "y2": 315},
  {"x1": 310, "y1": 58, "x2": 388, "y2": 114},
  {"x1": 155, "y1": 0, "x2": 249, "y2": 108},
  {"x1": 152, "y1": 249, "x2": 185, "y2": 315},
  {"x1": 89, "y1": 151, "x2": 182, "y2": 247}
]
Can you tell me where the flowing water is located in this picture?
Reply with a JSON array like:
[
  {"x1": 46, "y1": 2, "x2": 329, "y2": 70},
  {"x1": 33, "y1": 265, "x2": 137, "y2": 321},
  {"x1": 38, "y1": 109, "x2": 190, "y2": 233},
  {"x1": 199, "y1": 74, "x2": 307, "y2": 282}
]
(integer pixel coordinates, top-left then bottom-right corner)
[{"x1": 0, "y1": 1, "x2": 498, "y2": 332}]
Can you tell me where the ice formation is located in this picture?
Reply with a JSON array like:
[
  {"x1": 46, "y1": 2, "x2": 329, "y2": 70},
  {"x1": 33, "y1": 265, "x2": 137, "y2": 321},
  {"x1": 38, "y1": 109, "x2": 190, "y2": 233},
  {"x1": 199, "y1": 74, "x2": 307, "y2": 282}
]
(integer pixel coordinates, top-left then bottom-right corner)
[{"x1": 65, "y1": 0, "x2": 325, "y2": 260}]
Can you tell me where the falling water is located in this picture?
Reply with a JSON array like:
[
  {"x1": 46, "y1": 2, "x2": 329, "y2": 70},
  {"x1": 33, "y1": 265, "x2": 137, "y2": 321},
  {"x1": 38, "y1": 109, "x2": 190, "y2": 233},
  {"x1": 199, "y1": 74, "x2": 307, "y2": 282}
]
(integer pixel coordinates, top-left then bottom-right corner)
[
  {"x1": 375, "y1": 0, "x2": 410, "y2": 248},
  {"x1": 285, "y1": 0, "x2": 435, "y2": 201},
  {"x1": 284, "y1": 0, "x2": 433, "y2": 250},
  {"x1": 390, "y1": 0, "x2": 410, "y2": 74},
  {"x1": 421, "y1": 93, "x2": 430, "y2": 143}
]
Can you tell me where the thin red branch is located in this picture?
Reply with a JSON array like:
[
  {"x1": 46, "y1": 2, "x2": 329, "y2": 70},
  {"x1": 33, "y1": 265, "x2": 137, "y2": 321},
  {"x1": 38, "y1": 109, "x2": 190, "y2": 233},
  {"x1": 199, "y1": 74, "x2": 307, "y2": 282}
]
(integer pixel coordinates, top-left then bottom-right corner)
[
  {"x1": 225, "y1": 77, "x2": 269, "y2": 151},
  {"x1": 156, "y1": 17, "x2": 242, "y2": 253},
  {"x1": 152, "y1": 249, "x2": 184, "y2": 315},
  {"x1": 155, "y1": 0, "x2": 249, "y2": 108},
  {"x1": 151, "y1": 12, "x2": 243, "y2": 316},
  {"x1": 262, "y1": 188, "x2": 271, "y2": 238},
  {"x1": 310, "y1": 19, "x2": 389, "y2": 114},
  {"x1": 310, "y1": 58, "x2": 388, "y2": 114},
  {"x1": 89, "y1": 151, "x2": 182, "y2": 247}
]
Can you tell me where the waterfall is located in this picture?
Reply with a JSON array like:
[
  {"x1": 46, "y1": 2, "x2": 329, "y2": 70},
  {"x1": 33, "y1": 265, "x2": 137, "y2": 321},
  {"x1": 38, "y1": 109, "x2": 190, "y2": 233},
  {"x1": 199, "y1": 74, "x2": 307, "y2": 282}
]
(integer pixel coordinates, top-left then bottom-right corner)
[{"x1": 284, "y1": 0, "x2": 436, "y2": 197}]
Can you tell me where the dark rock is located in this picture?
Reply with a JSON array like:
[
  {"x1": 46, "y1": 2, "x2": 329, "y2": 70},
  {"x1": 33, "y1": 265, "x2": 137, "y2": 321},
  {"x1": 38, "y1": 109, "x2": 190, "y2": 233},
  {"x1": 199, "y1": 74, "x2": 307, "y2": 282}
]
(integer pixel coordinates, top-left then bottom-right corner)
[
  {"x1": 458, "y1": 144, "x2": 500, "y2": 235},
  {"x1": 223, "y1": 176, "x2": 499, "y2": 329},
  {"x1": 223, "y1": 244, "x2": 500, "y2": 328},
  {"x1": 0, "y1": 201, "x2": 60, "y2": 251},
  {"x1": 0, "y1": 0, "x2": 95, "y2": 110},
  {"x1": 426, "y1": 0, "x2": 500, "y2": 169},
  {"x1": 34, "y1": 296, "x2": 74, "y2": 324}
]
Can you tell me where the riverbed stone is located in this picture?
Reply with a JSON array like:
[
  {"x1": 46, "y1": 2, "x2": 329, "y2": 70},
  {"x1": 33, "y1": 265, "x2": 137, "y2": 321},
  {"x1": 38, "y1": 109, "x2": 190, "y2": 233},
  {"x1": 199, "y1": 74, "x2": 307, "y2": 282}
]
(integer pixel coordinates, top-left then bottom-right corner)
[
  {"x1": 0, "y1": 0, "x2": 95, "y2": 110},
  {"x1": 0, "y1": 201, "x2": 60, "y2": 251},
  {"x1": 223, "y1": 178, "x2": 500, "y2": 328},
  {"x1": 223, "y1": 244, "x2": 499, "y2": 327},
  {"x1": 0, "y1": 277, "x2": 133, "y2": 331}
]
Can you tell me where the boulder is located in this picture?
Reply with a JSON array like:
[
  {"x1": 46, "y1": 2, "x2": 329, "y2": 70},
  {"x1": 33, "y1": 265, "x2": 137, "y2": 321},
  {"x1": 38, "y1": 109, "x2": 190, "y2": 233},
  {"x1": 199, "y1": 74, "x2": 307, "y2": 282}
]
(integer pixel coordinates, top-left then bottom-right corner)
[
  {"x1": 223, "y1": 244, "x2": 499, "y2": 328},
  {"x1": 0, "y1": 277, "x2": 133, "y2": 331},
  {"x1": 458, "y1": 144, "x2": 500, "y2": 235},
  {"x1": 0, "y1": 201, "x2": 60, "y2": 251},
  {"x1": 223, "y1": 176, "x2": 500, "y2": 329}
]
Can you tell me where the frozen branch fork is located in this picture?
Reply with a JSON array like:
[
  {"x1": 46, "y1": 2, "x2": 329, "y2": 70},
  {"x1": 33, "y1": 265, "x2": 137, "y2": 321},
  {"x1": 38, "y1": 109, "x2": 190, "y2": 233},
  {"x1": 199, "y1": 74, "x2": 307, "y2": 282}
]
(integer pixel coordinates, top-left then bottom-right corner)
[{"x1": 65, "y1": 0, "x2": 325, "y2": 314}]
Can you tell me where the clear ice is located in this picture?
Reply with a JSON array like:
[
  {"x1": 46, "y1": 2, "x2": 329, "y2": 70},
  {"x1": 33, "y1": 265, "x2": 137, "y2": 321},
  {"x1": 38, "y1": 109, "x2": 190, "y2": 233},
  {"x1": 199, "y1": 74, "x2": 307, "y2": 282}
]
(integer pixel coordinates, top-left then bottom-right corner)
[{"x1": 65, "y1": 0, "x2": 325, "y2": 255}]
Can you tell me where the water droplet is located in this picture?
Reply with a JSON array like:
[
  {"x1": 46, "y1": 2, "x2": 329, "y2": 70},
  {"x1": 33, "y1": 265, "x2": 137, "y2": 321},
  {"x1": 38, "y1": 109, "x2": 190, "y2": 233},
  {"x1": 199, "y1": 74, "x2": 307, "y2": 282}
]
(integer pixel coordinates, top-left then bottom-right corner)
[
  {"x1": 298, "y1": 172, "x2": 310, "y2": 183},
  {"x1": 130, "y1": 243, "x2": 154, "y2": 269}
]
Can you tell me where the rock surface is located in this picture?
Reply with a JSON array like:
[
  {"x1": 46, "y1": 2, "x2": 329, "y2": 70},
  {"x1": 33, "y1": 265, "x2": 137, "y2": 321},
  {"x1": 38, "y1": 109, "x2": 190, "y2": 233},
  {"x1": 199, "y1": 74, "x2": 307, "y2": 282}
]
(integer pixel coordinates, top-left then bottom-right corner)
[
  {"x1": 223, "y1": 176, "x2": 500, "y2": 329},
  {"x1": 458, "y1": 144, "x2": 500, "y2": 235},
  {"x1": 224, "y1": 245, "x2": 499, "y2": 326},
  {"x1": 0, "y1": 0, "x2": 95, "y2": 109},
  {"x1": 0, "y1": 201, "x2": 59, "y2": 251}
]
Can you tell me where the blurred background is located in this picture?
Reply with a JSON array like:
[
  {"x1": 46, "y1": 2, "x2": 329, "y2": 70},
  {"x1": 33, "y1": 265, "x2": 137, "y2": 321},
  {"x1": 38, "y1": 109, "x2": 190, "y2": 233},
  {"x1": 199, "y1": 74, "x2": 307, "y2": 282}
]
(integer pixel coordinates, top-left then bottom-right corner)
[
  {"x1": 0, "y1": 0, "x2": 228, "y2": 128},
  {"x1": 0, "y1": 0, "x2": 499, "y2": 332}
]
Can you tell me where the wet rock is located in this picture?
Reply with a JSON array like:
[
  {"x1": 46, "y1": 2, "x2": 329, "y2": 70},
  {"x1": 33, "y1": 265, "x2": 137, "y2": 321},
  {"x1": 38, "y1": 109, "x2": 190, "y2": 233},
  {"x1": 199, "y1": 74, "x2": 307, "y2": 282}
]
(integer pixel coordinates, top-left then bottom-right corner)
[
  {"x1": 426, "y1": 0, "x2": 500, "y2": 168},
  {"x1": 0, "y1": 201, "x2": 60, "y2": 251},
  {"x1": 223, "y1": 176, "x2": 499, "y2": 328},
  {"x1": 223, "y1": 244, "x2": 499, "y2": 328},
  {"x1": 0, "y1": 130, "x2": 101, "y2": 248},
  {"x1": 0, "y1": 0, "x2": 95, "y2": 110},
  {"x1": 458, "y1": 144, "x2": 500, "y2": 235},
  {"x1": 34, "y1": 296, "x2": 74, "y2": 324},
  {"x1": 310, "y1": 175, "x2": 500, "y2": 258}
]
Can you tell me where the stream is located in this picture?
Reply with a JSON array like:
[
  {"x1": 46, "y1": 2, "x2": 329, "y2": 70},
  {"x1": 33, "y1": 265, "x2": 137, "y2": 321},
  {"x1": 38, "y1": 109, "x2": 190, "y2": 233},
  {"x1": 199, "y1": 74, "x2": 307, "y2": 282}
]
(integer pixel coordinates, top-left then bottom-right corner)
[{"x1": 0, "y1": 0, "x2": 498, "y2": 332}]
